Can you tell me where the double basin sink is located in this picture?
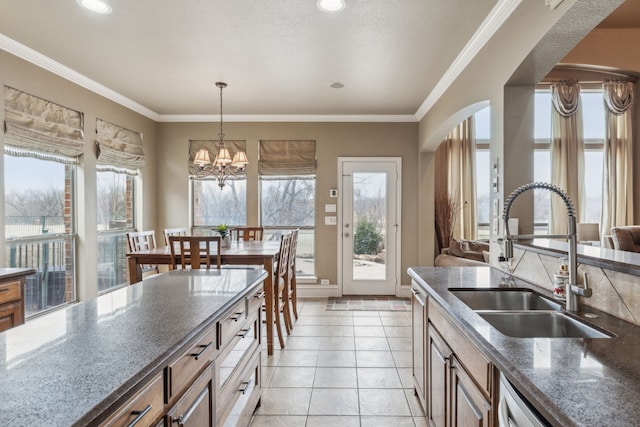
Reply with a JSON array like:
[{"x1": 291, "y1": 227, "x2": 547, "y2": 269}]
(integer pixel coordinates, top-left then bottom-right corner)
[{"x1": 448, "y1": 288, "x2": 613, "y2": 339}]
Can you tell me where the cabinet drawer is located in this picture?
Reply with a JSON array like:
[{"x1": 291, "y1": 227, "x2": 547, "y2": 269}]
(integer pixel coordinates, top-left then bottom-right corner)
[
  {"x1": 100, "y1": 373, "x2": 164, "y2": 427},
  {"x1": 217, "y1": 350, "x2": 261, "y2": 427},
  {"x1": 167, "y1": 326, "x2": 217, "y2": 401},
  {"x1": 217, "y1": 316, "x2": 260, "y2": 410},
  {"x1": 247, "y1": 287, "x2": 264, "y2": 316},
  {"x1": 166, "y1": 363, "x2": 214, "y2": 427},
  {"x1": 0, "y1": 280, "x2": 22, "y2": 305},
  {"x1": 218, "y1": 298, "x2": 248, "y2": 351},
  {"x1": 0, "y1": 301, "x2": 24, "y2": 333},
  {"x1": 428, "y1": 299, "x2": 493, "y2": 397}
]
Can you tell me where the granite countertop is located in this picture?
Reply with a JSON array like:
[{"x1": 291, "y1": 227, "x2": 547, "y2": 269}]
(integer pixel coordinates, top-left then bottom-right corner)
[
  {"x1": 408, "y1": 266, "x2": 640, "y2": 427},
  {"x1": 0, "y1": 268, "x2": 267, "y2": 427},
  {"x1": 0, "y1": 267, "x2": 37, "y2": 280}
]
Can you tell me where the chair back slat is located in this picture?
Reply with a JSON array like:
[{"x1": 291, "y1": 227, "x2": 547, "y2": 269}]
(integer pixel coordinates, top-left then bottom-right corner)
[
  {"x1": 163, "y1": 227, "x2": 189, "y2": 245},
  {"x1": 169, "y1": 236, "x2": 221, "y2": 269},
  {"x1": 230, "y1": 227, "x2": 264, "y2": 242}
]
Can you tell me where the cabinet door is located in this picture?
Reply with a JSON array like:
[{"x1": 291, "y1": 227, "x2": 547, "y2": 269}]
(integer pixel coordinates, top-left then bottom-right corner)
[
  {"x1": 412, "y1": 283, "x2": 427, "y2": 413},
  {"x1": 450, "y1": 357, "x2": 492, "y2": 427},
  {"x1": 166, "y1": 364, "x2": 215, "y2": 427},
  {"x1": 428, "y1": 325, "x2": 452, "y2": 427},
  {"x1": 0, "y1": 301, "x2": 23, "y2": 332}
]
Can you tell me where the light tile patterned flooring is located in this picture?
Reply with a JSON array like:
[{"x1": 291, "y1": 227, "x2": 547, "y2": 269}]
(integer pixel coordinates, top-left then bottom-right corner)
[{"x1": 252, "y1": 298, "x2": 427, "y2": 427}]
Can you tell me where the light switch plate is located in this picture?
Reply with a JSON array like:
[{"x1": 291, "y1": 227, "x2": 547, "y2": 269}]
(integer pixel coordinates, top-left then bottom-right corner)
[
  {"x1": 325, "y1": 204, "x2": 337, "y2": 213},
  {"x1": 325, "y1": 216, "x2": 337, "y2": 225}
]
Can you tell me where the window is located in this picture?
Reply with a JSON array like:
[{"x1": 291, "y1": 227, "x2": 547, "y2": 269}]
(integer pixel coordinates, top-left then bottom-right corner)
[
  {"x1": 4, "y1": 156, "x2": 76, "y2": 316},
  {"x1": 475, "y1": 106, "x2": 491, "y2": 239},
  {"x1": 95, "y1": 119, "x2": 145, "y2": 292},
  {"x1": 533, "y1": 89, "x2": 604, "y2": 233},
  {"x1": 258, "y1": 140, "x2": 317, "y2": 277},
  {"x1": 260, "y1": 176, "x2": 316, "y2": 276},
  {"x1": 3, "y1": 86, "x2": 83, "y2": 316},
  {"x1": 97, "y1": 171, "x2": 134, "y2": 292},
  {"x1": 192, "y1": 179, "x2": 247, "y2": 227}
]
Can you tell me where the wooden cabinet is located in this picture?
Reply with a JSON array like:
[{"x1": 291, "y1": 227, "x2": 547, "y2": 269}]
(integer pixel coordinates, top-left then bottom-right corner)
[
  {"x1": 413, "y1": 296, "x2": 496, "y2": 427},
  {"x1": 215, "y1": 288, "x2": 263, "y2": 427},
  {"x1": 411, "y1": 280, "x2": 428, "y2": 412},
  {"x1": 93, "y1": 283, "x2": 265, "y2": 427},
  {"x1": 0, "y1": 276, "x2": 29, "y2": 333}
]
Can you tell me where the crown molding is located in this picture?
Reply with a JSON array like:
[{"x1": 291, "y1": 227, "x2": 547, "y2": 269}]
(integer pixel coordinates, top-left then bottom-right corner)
[
  {"x1": 415, "y1": 0, "x2": 523, "y2": 121},
  {"x1": 0, "y1": 34, "x2": 160, "y2": 121},
  {"x1": 158, "y1": 114, "x2": 418, "y2": 123}
]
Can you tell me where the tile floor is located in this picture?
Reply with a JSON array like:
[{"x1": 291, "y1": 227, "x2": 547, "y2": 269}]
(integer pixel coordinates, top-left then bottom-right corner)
[{"x1": 251, "y1": 298, "x2": 427, "y2": 427}]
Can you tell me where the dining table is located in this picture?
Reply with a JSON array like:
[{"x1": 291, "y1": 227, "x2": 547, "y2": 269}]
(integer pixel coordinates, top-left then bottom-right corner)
[{"x1": 126, "y1": 240, "x2": 281, "y2": 355}]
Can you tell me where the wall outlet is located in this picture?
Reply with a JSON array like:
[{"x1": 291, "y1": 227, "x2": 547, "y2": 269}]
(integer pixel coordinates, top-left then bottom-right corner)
[{"x1": 320, "y1": 279, "x2": 330, "y2": 285}]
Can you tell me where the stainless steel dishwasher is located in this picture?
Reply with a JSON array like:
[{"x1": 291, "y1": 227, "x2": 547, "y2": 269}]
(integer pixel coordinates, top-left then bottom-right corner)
[{"x1": 499, "y1": 373, "x2": 550, "y2": 427}]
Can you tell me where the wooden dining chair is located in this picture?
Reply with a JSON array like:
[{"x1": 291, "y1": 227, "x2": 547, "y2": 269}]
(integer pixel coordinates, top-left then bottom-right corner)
[
  {"x1": 163, "y1": 227, "x2": 189, "y2": 245},
  {"x1": 271, "y1": 231, "x2": 293, "y2": 348},
  {"x1": 126, "y1": 230, "x2": 160, "y2": 277},
  {"x1": 230, "y1": 227, "x2": 264, "y2": 242},
  {"x1": 287, "y1": 229, "x2": 299, "y2": 321},
  {"x1": 169, "y1": 236, "x2": 221, "y2": 270}
]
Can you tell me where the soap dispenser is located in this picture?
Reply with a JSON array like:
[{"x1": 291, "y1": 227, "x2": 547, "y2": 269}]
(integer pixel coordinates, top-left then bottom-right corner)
[{"x1": 553, "y1": 258, "x2": 568, "y2": 301}]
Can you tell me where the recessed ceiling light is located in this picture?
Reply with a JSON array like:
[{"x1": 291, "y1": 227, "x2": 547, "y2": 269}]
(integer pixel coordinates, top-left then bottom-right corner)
[
  {"x1": 317, "y1": 0, "x2": 346, "y2": 13},
  {"x1": 78, "y1": 0, "x2": 112, "y2": 14},
  {"x1": 330, "y1": 82, "x2": 345, "y2": 89}
]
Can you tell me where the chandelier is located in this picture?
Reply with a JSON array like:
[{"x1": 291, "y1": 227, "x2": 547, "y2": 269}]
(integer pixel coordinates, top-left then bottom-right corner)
[{"x1": 193, "y1": 82, "x2": 248, "y2": 189}]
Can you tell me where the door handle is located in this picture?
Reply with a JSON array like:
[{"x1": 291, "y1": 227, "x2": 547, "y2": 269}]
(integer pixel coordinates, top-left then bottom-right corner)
[{"x1": 344, "y1": 232, "x2": 350, "y2": 238}]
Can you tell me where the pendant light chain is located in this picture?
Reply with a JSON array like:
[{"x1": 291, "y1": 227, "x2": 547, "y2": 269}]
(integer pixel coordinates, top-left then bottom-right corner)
[{"x1": 218, "y1": 82, "x2": 225, "y2": 142}]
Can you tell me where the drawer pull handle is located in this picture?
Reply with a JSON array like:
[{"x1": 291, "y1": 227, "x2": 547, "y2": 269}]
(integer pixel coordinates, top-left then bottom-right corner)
[
  {"x1": 0, "y1": 288, "x2": 8, "y2": 293},
  {"x1": 190, "y1": 341, "x2": 213, "y2": 360},
  {"x1": 230, "y1": 312, "x2": 243, "y2": 322},
  {"x1": 254, "y1": 291, "x2": 265, "y2": 299},
  {"x1": 237, "y1": 328, "x2": 250, "y2": 338},
  {"x1": 239, "y1": 379, "x2": 252, "y2": 394},
  {"x1": 126, "y1": 404, "x2": 152, "y2": 427}
]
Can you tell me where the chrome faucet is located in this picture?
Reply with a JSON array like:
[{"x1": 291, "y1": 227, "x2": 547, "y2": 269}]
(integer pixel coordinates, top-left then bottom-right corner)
[{"x1": 501, "y1": 182, "x2": 592, "y2": 312}]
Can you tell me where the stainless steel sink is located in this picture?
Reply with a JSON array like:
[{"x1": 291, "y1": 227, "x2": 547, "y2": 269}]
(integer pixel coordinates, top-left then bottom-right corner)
[
  {"x1": 476, "y1": 311, "x2": 613, "y2": 339},
  {"x1": 449, "y1": 289, "x2": 562, "y2": 311}
]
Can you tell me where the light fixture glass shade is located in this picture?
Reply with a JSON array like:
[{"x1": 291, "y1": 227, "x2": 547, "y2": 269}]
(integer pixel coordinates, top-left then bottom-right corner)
[
  {"x1": 78, "y1": 0, "x2": 112, "y2": 14},
  {"x1": 231, "y1": 151, "x2": 249, "y2": 167},
  {"x1": 317, "y1": 0, "x2": 346, "y2": 13},
  {"x1": 194, "y1": 148, "x2": 211, "y2": 166},
  {"x1": 214, "y1": 147, "x2": 232, "y2": 166}
]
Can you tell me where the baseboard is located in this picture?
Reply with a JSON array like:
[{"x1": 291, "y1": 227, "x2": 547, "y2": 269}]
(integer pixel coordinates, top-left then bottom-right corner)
[{"x1": 297, "y1": 284, "x2": 340, "y2": 298}]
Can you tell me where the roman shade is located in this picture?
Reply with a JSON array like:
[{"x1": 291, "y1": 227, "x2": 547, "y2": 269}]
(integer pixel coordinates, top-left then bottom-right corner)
[
  {"x1": 96, "y1": 119, "x2": 145, "y2": 175},
  {"x1": 258, "y1": 140, "x2": 316, "y2": 176},
  {"x1": 189, "y1": 140, "x2": 246, "y2": 179},
  {"x1": 3, "y1": 85, "x2": 84, "y2": 164}
]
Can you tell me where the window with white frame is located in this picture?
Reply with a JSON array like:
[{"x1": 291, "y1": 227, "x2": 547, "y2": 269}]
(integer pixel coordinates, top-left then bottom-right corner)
[
  {"x1": 258, "y1": 140, "x2": 316, "y2": 277},
  {"x1": 95, "y1": 119, "x2": 145, "y2": 292},
  {"x1": 260, "y1": 175, "x2": 316, "y2": 276},
  {"x1": 3, "y1": 86, "x2": 82, "y2": 316},
  {"x1": 534, "y1": 89, "x2": 604, "y2": 233},
  {"x1": 192, "y1": 179, "x2": 247, "y2": 227},
  {"x1": 97, "y1": 171, "x2": 134, "y2": 292}
]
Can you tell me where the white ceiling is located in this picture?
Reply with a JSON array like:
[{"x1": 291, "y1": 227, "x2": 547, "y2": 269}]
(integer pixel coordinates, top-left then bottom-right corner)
[{"x1": 0, "y1": 0, "x2": 636, "y2": 121}]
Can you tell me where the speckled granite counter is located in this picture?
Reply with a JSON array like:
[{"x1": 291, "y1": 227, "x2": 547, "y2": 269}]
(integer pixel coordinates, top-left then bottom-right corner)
[
  {"x1": 0, "y1": 268, "x2": 36, "y2": 280},
  {"x1": 0, "y1": 268, "x2": 267, "y2": 426},
  {"x1": 408, "y1": 266, "x2": 640, "y2": 427}
]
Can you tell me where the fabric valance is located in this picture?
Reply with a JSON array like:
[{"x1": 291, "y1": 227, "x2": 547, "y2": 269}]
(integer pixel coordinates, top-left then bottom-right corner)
[
  {"x1": 551, "y1": 81, "x2": 581, "y2": 117},
  {"x1": 188, "y1": 140, "x2": 246, "y2": 179},
  {"x1": 96, "y1": 119, "x2": 145, "y2": 174},
  {"x1": 603, "y1": 81, "x2": 635, "y2": 116},
  {"x1": 3, "y1": 86, "x2": 84, "y2": 164},
  {"x1": 258, "y1": 140, "x2": 316, "y2": 176}
]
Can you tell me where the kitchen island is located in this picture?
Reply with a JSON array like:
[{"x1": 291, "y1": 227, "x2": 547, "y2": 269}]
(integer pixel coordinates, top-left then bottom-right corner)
[
  {"x1": 0, "y1": 268, "x2": 267, "y2": 426},
  {"x1": 409, "y1": 266, "x2": 640, "y2": 427}
]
